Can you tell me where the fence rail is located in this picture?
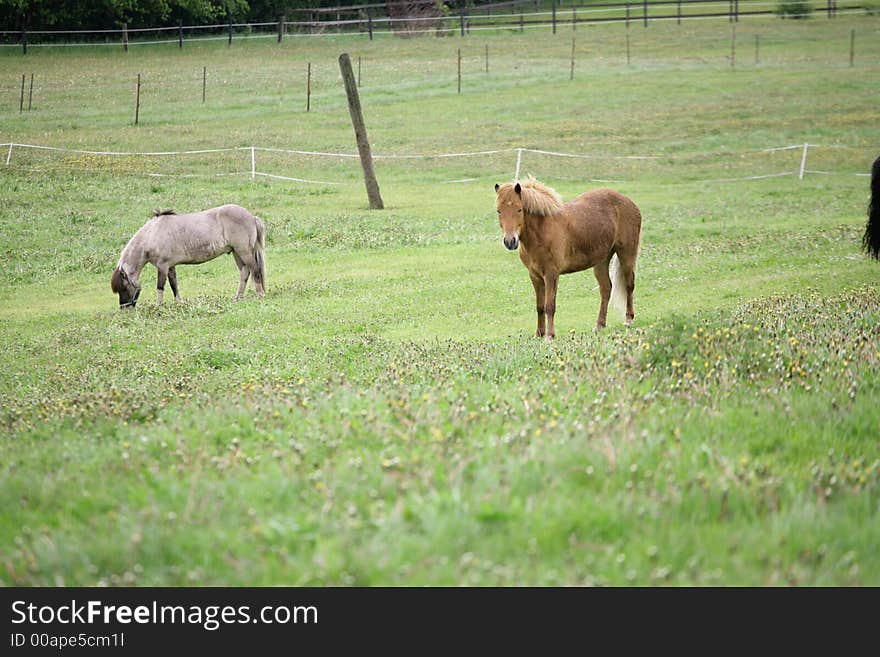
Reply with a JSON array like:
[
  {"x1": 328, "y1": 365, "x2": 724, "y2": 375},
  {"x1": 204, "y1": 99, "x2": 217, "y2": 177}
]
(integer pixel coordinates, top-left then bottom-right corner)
[{"x1": 0, "y1": 0, "x2": 868, "y2": 50}]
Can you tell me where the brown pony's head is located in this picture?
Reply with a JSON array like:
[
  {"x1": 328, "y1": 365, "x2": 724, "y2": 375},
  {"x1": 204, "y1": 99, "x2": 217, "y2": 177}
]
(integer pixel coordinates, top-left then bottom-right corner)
[
  {"x1": 111, "y1": 267, "x2": 140, "y2": 309},
  {"x1": 495, "y1": 178, "x2": 563, "y2": 251},
  {"x1": 495, "y1": 182, "x2": 525, "y2": 250}
]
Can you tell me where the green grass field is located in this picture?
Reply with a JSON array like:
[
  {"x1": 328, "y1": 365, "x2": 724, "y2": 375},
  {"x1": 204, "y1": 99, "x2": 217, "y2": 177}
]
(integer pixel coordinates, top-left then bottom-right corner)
[{"x1": 1, "y1": 13, "x2": 879, "y2": 585}]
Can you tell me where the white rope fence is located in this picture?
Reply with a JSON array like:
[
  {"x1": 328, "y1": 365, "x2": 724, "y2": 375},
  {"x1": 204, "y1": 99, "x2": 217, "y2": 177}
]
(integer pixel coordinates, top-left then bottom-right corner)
[{"x1": 0, "y1": 140, "x2": 873, "y2": 185}]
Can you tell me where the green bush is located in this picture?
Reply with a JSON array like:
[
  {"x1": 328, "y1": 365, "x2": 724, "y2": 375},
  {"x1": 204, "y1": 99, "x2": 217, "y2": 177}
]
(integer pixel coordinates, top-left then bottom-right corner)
[{"x1": 776, "y1": 0, "x2": 814, "y2": 19}]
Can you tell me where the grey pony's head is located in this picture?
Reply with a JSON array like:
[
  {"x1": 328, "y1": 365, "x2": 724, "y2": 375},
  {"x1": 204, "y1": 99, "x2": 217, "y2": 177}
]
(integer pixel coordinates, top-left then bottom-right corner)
[{"x1": 111, "y1": 267, "x2": 140, "y2": 309}]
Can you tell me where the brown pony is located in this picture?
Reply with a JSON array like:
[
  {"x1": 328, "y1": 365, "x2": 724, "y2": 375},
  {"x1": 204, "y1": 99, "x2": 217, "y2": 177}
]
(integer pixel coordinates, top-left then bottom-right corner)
[{"x1": 495, "y1": 178, "x2": 642, "y2": 337}]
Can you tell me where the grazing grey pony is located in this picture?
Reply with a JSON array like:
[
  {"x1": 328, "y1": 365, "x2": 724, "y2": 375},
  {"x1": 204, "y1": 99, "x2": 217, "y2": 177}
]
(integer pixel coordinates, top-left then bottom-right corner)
[{"x1": 111, "y1": 204, "x2": 266, "y2": 308}]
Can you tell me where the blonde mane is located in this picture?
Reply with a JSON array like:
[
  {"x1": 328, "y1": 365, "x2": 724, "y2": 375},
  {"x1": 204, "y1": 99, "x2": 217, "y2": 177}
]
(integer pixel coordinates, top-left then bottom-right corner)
[{"x1": 496, "y1": 177, "x2": 563, "y2": 217}]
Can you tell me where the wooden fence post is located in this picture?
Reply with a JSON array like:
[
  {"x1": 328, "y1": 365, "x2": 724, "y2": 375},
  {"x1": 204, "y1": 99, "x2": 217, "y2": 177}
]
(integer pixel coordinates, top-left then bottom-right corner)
[
  {"x1": 135, "y1": 73, "x2": 141, "y2": 125},
  {"x1": 307, "y1": 62, "x2": 311, "y2": 112},
  {"x1": 21, "y1": 29, "x2": 26, "y2": 56},
  {"x1": 677, "y1": 0, "x2": 681, "y2": 25},
  {"x1": 520, "y1": 11, "x2": 524, "y2": 32},
  {"x1": 123, "y1": 23, "x2": 128, "y2": 52},
  {"x1": 460, "y1": 7, "x2": 465, "y2": 37},
  {"x1": 338, "y1": 53, "x2": 384, "y2": 210},
  {"x1": 178, "y1": 20, "x2": 183, "y2": 48},
  {"x1": 572, "y1": 8, "x2": 576, "y2": 31},
  {"x1": 278, "y1": 15, "x2": 285, "y2": 43},
  {"x1": 228, "y1": 17, "x2": 233, "y2": 46},
  {"x1": 643, "y1": 0, "x2": 648, "y2": 27},
  {"x1": 368, "y1": 14, "x2": 373, "y2": 40},
  {"x1": 552, "y1": 3, "x2": 557, "y2": 34},
  {"x1": 28, "y1": 72, "x2": 33, "y2": 110},
  {"x1": 730, "y1": 23, "x2": 736, "y2": 68},
  {"x1": 19, "y1": 74, "x2": 25, "y2": 112},
  {"x1": 849, "y1": 29, "x2": 854, "y2": 66}
]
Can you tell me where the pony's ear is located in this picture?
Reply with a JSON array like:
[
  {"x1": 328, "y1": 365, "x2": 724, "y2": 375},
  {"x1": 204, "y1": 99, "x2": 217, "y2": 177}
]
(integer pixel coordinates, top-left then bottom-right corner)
[
  {"x1": 494, "y1": 183, "x2": 500, "y2": 192},
  {"x1": 514, "y1": 182, "x2": 522, "y2": 195}
]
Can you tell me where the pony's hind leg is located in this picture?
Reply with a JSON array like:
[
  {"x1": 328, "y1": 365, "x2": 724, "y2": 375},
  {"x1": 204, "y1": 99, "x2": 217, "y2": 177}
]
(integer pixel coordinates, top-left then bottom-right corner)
[
  {"x1": 593, "y1": 260, "x2": 612, "y2": 331},
  {"x1": 617, "y1": 252, "x2": 637, "y2": 326},
  {"x1": 232, "y1": 252, "x2": 250, "y2": 300},
  {"x1": 168, "y1": 266, "x2": 180, "y2": 301}
]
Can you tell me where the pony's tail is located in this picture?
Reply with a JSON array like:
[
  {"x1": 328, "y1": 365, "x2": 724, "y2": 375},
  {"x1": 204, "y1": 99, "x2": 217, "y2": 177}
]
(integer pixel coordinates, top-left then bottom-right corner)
[
  {"x1": 253, "y1": 216, "x2": 266, "y2": 291},
  {"x1": 609, "y1": 253, "x2": 628, "y2": 319},
  {"x1": 610, "y1": 234, "x2": 639, "y2": 321},
  {"x1": 863, "y1": 155, "x2": 880, "y2": 260}
]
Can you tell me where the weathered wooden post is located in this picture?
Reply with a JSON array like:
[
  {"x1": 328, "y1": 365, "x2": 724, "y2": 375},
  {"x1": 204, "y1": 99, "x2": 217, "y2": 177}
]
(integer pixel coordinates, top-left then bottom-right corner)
[
  {"x1": 460, "y1": 6, "x2": 465, "y2": 37},
  {"x1": 552, "y1": 3, "x2": 557, "y2": 34},
  {"x1": 643, "y1": 0, "x2": 648, "y2": 27},
  {"x1": 228, "y1": 17, "x2": 233, "y2": 46},
  {"x1": 278, "y1": 16, "x2": 285, "y2": 43},
  {"x1": 338, "y1": 53, "x2": 384, "y2": 210},
  {"x1": 368, "y1": 13, "x2": 373, "y2": 40},
  {"x1": 178, "y1": 20, "x2": 183, "y2": 48},
  {"x1": 123, "y1": 23, "x2": 128, "y2": 52},
  {"x1": 21, "y1": 29, "x2": 27, "y2": 56}
]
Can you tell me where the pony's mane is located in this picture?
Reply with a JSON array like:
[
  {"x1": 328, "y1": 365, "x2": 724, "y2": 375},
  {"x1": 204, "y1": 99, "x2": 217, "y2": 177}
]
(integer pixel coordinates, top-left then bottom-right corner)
[
  {"x1": 497, "y1": 177, "x2": 563, "y2": 217},
  {"x1": 153, "y1": 209, "x2": 177, "y2": 217},
  {"x1": 110, "y1": 267, "x2": 124, "y2": 293}
]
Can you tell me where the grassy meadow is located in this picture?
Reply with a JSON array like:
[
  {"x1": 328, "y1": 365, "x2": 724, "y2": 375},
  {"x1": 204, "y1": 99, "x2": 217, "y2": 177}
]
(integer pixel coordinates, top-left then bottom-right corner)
[{"x1": 1, "y1": 13, "x2": 879, "y2": 585}]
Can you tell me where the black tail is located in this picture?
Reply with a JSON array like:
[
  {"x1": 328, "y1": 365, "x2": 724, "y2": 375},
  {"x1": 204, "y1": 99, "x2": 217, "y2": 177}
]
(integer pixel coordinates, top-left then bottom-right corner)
[{"x1": 864, "y1": 155, "x2": 880, "y2": 260}]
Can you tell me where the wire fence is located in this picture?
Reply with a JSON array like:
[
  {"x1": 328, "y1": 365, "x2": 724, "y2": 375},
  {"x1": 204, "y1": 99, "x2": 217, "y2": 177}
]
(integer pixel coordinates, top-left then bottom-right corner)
[
  {"x1": 1, "y1": 140, "x2": 874, "y2": 187},
  {"x1": 0, "y1": 0, "x2": 870, "y2": 49}
]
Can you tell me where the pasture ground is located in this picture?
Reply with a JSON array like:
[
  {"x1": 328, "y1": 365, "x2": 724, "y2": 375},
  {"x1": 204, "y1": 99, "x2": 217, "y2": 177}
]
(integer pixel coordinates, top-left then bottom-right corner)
[{"x1": 1, "y1": 14, "x2": 879, "y2": 585}]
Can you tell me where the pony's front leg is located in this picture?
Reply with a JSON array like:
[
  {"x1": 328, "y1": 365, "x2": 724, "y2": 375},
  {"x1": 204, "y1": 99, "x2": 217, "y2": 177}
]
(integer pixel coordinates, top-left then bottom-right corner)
[
  {"x1": 530, "y1": 272, "x2": 546, "y2": 337},
  {"x1": 168, "y1": 266, "x2": 180, "y2": 301},
  {"x1": 156, "y1": 266, "x2": 168, "y2": 305},
  {"x1": 543, "y1": 273, "x2": 559, "y2": 340}
]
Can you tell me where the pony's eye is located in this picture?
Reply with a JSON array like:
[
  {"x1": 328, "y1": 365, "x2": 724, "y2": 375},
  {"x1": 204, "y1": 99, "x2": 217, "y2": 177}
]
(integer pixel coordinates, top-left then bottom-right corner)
[{"x1": 517, "y1": 209, "x2": 522, "y2": 213}]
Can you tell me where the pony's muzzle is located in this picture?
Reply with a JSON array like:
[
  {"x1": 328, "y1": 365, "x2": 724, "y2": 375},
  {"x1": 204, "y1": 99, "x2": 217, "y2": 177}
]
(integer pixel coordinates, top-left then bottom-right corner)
[{"x1": 503, "y1": 235, "x2": 519, "y2": 251}]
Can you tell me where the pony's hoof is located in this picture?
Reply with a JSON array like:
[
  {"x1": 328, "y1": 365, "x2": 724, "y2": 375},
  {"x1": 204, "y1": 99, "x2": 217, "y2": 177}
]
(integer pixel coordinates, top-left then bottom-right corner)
[
  {"x1": 594, "y1": 324, "x2": 606, "y2": 332},
  {"x1": 625, "y1": 318, "x2": 634, "y2": 327},
  {"x1": 543, "y1": 334, "x2": 555, "y2": 342}
]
